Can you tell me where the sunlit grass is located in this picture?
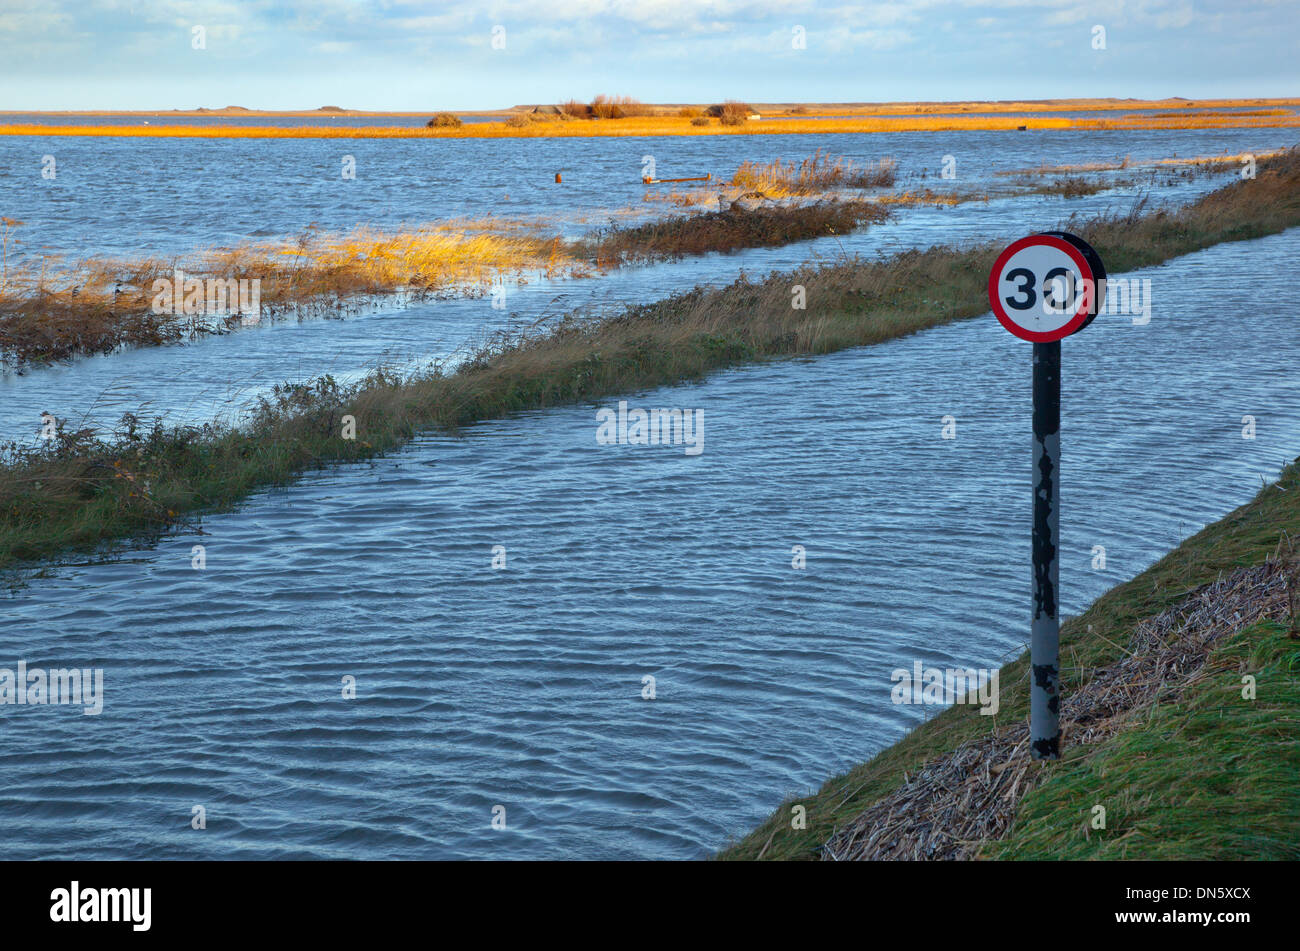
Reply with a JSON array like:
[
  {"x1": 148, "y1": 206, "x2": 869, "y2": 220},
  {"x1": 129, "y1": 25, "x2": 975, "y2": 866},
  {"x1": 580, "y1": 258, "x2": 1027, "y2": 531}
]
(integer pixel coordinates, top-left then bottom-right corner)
[
  {"x1": 731, "y1": 149, "x2": 896, "y2": 196},
  {"x1": 0, "y1": 224, "x2": 573, "y2": 365},
  {"x1": 5, "y1": 111, "x2": 1299, "y2": 139}
]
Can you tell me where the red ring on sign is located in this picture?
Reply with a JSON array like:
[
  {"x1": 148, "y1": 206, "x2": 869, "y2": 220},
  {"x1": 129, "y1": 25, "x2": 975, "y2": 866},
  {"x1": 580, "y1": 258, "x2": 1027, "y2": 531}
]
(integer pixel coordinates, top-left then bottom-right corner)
[{"x1": 988, "y1": 234, "x2": 1096, "y2": 342}]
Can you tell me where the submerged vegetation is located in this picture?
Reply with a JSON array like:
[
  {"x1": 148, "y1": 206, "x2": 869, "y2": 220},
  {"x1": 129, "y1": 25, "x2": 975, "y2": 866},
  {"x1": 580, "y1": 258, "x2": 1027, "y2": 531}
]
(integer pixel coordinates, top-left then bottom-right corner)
[
  {"x1": 1, "y1": 151, "x2": 907, "y2": 366},
  {"x1": 2, "y1": 148, "x2": 1298, "y2": 573},
  {"x1": 731, "y1": 149, "x2": 897, "y2": 195},
  {"x1": 997, "y1": 148, "x2": 1286, "y2": 178},
  {"x1": 576, "y1": 200, "x2": 891, "y2": 265},
  {"x1": 0, "y1": 224, "x2": 574, "y2": 366},
  {"x1": 1020, "y1": 176, "x2": 1108, "y2": 198}
]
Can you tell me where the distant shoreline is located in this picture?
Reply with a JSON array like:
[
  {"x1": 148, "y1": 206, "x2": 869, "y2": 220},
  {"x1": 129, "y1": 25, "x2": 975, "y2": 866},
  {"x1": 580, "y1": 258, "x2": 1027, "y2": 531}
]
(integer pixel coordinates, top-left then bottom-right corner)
[{"x1": 5, "y1": 97, "x2": 1300, "y2": 118}]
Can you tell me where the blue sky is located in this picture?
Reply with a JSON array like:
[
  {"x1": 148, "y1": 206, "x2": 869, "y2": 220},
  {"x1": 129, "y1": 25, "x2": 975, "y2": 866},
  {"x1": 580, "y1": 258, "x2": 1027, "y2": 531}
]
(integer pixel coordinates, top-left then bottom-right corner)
[{"x1": 2, "y1": 0, "x2": 1297, "y2": 110}]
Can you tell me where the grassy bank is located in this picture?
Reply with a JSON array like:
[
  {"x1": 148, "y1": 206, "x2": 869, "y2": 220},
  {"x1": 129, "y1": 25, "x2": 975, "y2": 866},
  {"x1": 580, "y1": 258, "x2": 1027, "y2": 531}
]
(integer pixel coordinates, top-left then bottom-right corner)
[
  {"x1": 2, "y1": 149, "x2": 1298, "y2": 573},
  {"x1": 720, "y1": 456, "x2": 1300, "y2": 860}
]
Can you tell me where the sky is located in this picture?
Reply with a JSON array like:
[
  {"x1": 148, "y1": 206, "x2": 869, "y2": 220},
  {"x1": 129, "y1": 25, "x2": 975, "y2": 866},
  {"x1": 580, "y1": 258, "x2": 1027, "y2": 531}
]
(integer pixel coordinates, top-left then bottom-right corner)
[{"x1": 1, "y1": 0, "x2": 1297, "y2": 111}]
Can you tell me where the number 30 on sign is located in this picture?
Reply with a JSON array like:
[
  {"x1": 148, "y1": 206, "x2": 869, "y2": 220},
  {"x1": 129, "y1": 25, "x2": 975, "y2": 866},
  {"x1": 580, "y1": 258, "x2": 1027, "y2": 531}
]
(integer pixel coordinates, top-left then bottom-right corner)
[{"x1": 988, "y1": 231, "x2": 1107, "y2": 342}]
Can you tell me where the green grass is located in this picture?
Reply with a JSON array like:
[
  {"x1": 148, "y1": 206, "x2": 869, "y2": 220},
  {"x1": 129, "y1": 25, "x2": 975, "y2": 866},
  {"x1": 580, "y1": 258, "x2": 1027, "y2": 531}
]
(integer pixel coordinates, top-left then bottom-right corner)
[
  {"x1": 986, "y1": 619, "x2": 1300, "y2": 860},
  {"x1": 3, "y1": 149, "x2": 1299, "y2": 574},
  {"x1": 717, "y1": 456, "x2": 1300, "y2": 860}
]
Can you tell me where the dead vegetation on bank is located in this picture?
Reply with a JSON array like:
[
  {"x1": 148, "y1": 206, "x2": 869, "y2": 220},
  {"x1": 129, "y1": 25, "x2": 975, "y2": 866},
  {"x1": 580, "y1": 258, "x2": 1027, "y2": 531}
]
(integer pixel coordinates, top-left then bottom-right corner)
[{"x1": 821, "y1": 560, "x2": 1296, "y2": 860}]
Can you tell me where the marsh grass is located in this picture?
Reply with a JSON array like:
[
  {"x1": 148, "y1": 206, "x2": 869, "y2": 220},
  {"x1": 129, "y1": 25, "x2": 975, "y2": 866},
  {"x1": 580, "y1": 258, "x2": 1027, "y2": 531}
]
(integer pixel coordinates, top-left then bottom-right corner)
[
  {"x1": 576, "y1": 200, "x2": 891, "y2": 264},
  {"x1": 1143, "y1": 108, "x2": 1292, "y2": 118},
  {"x1": 731, "y1": 149, "x2": 897, "y2": 195},
  {"x1": 0, "y1": 225, "x2": 572, "y2": 366},
  {"x1": 2, "y1": 149, "x2": 1298, "y2": 573},
  {"x1": 1020, "y1": 176, "x2": 1108, "y2": 198}
]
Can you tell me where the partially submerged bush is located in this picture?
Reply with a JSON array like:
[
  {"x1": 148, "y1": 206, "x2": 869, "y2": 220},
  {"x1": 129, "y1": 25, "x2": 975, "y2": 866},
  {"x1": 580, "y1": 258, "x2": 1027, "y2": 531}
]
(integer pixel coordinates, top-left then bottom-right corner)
[
  {"x1": 578, "y1": 200, "x2": 891, "y2": 264},
  {"x1": 1035, "y1": 177, "x2": 1106, "y2": 198},
  {"x1": 427, "y1": 112, "x2": 463, "y2": 128},
  {"x1": 733, "y1": 149, "x2": 897, "y2": 194}
]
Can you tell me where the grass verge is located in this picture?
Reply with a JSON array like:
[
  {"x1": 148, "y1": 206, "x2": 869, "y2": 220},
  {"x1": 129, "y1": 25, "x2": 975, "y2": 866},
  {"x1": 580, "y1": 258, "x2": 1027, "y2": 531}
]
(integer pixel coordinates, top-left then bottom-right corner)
[
  {"x1": 719, "y1": 458, "x2": 1300, "y2": 860},
  {"x1": 2, "y1": 149, "x2": 1298, "y2": 574}
]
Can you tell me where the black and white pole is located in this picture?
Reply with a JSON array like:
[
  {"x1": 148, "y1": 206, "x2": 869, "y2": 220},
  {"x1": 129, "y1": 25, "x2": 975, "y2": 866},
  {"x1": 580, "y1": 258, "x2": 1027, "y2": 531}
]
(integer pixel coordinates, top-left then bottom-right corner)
[
  {"x1": 989, "y1": 232, "x2": 1105, "y2": 761},
  {"x1": 1030, "y1": 339, "x2": 1061, "y2": 757}
]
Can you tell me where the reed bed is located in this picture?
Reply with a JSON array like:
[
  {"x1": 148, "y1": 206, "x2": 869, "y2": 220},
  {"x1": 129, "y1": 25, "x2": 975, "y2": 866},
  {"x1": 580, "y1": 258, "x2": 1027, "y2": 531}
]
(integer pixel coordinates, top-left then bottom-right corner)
[
  {"x1": 1142, "y1": 108, "x2": 1292, "y2": 118},
  {"x1": 731, "y1": 149, "x2": 896, "y2": 196},
  {"x1": 576, "y1": 200, "x2": 891, "y2": 265},
  {"x1": 2, "y1": 149, "x2": 1297, "y2": 573},
  {"x1": 774, "y1": 97, "x2": 1300, "y2": 118},
  {"x1": 0, "y1": 225, "x2": 571, "y2": 366}
]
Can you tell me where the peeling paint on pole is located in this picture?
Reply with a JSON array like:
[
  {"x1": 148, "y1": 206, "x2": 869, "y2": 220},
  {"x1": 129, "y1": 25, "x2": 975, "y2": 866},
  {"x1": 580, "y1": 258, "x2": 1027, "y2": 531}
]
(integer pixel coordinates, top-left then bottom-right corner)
[{"x1": 1031, "y1": 340, "x2": 1061, "y2": 759}]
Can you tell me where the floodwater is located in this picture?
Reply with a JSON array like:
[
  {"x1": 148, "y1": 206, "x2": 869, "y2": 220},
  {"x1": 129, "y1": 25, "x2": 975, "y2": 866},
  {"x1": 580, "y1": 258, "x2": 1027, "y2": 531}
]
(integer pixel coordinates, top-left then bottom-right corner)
[
  {"x1": 0, "y1": 126, "x2": 1290, "y2": 445},
  {"x1": 0, "y1": 127, "x2": 1297, "y2": 859}
]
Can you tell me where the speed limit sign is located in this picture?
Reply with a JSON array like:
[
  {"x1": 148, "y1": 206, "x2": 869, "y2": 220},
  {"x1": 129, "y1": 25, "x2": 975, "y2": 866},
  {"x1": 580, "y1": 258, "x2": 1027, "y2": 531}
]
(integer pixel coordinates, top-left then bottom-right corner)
[
  {"x1": 988, "y1": 230, "x2": 1107, "y2": 760},
  {"x1": 988, "y1": 231, "x2": 1106, "y2": 342}
]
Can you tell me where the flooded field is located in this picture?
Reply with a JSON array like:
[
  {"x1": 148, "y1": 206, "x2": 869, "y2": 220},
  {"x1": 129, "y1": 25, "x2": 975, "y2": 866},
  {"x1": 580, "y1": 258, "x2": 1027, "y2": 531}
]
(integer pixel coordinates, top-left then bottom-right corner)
[{"x1": 0, "y1": 117, "x2": 1297, "y2": 856}]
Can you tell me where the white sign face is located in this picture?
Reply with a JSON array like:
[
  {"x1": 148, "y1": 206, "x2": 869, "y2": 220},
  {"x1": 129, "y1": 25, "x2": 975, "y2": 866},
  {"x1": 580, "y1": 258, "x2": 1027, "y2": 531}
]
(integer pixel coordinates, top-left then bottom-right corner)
[{"x1": 988, "y1": 234, "x2": 1097, "y2": 342}]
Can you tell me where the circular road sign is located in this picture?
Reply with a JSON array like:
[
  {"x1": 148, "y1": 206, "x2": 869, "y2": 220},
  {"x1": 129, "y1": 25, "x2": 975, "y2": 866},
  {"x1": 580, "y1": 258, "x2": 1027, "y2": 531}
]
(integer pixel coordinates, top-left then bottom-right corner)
[{"x1": 988, "y1": 232, "x2": 1106, "y2": 342}]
